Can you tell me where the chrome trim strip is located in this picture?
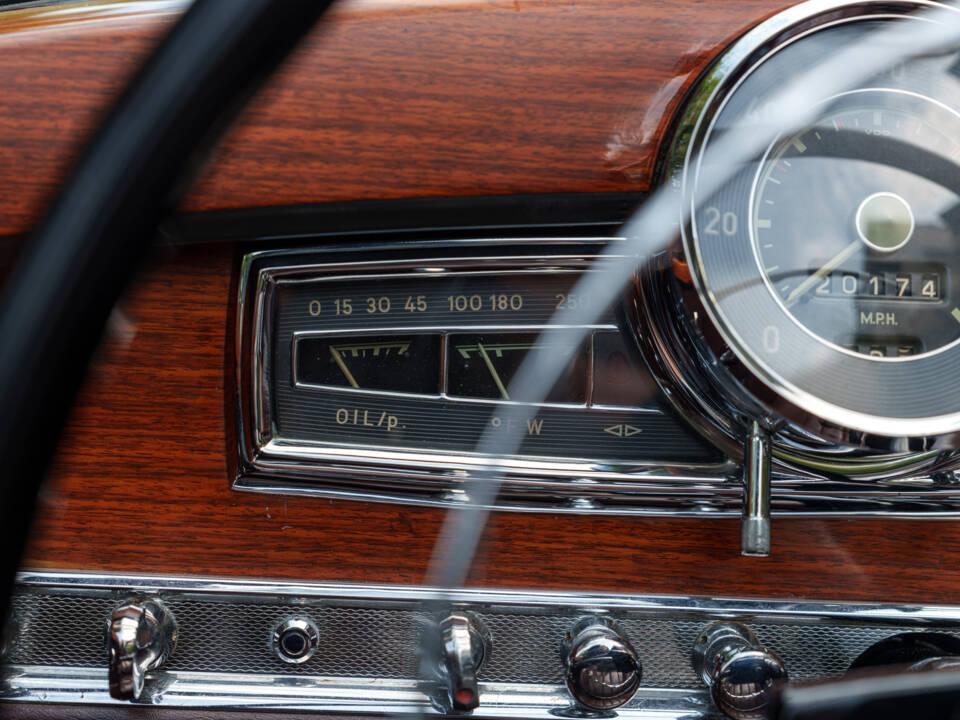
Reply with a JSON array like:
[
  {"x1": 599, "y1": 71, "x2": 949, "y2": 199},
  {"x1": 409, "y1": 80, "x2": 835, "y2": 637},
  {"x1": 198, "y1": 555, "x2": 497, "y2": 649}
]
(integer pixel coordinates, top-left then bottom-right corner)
[
  {"x1": 277, "y1": 266, "x2": 584, "y2": 284},
  {"x1": 14, "y1": 571, "x2": 960, "y2": 623},
  {"x1": 0, "y1": 666, "x2": 709, "y2": 718},
  {"x1": 0, "y1": 0, "x2": 193, "y2": 22}
]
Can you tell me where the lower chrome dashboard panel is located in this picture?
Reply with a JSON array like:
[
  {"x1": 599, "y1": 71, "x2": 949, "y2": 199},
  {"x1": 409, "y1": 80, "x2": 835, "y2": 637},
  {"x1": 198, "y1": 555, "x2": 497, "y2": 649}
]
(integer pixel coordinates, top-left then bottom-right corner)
[{"x1": 4, "y1": 573, "x2": 960, "y2": 716}]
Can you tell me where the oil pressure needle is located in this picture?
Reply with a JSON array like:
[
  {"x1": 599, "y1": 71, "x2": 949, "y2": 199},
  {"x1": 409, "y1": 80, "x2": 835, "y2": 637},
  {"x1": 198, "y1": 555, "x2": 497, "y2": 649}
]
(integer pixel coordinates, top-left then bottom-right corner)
[
  {"x1": 477, "y1": 342, "x2": 510, "y2": 400},
  {"x1": 784, "y1": 239, "x2": 861, "y2": 308},
  {"x1": 329, "y1": 346, "x2": 360, "y2": 389}
]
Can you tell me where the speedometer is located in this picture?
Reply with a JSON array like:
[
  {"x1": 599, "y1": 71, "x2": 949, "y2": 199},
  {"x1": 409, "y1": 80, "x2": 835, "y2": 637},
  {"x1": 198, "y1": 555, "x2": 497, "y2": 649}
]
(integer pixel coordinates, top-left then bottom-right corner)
[
  {"x1": 752, "y1": 89, "x2": 960, "y2": 361},
  {"x1": 633, "y1": 0, "x2": 960, "y2": 476}
]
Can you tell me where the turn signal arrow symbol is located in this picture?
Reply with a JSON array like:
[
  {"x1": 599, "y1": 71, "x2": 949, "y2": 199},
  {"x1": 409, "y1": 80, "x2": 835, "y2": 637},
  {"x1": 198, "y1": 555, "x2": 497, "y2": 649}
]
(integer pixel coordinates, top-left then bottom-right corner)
[{"x1": 602, "y1": 424, "x2": 642, "y2": 437}]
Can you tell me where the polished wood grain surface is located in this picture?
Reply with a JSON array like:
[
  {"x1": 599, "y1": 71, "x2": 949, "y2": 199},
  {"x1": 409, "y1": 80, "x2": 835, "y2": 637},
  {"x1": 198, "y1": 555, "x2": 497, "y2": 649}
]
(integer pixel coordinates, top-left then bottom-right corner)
[
  {"x1": 0, "y1": 0, "x2": 793, "y2": 238},
  {"x1": 16, "y1": 244, "x2": 960, "y2": 605},
  {"x1": 9, "y1": 0, "x2": 959, "y2": 605}
]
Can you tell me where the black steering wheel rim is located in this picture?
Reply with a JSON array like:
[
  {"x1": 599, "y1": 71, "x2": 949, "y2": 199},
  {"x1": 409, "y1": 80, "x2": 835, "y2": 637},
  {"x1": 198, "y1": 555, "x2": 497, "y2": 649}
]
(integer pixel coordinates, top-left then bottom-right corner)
[{"x1": 0, "y1": 0, "x2": 336, "y2": 624}]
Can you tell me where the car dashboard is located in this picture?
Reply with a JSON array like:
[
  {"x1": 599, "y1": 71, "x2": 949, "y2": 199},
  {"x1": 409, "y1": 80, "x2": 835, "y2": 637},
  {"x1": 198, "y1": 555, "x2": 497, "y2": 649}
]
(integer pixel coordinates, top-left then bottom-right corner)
[{"x1": 4, "y1": 0, "x2": 960, "y2": 718}]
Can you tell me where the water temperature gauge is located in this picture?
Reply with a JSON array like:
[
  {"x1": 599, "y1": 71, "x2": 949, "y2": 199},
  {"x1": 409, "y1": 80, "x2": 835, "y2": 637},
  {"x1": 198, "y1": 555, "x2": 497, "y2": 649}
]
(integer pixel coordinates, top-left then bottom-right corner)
[{"x1": 447, "y1": 332, "x2": 588, "y2": 403}]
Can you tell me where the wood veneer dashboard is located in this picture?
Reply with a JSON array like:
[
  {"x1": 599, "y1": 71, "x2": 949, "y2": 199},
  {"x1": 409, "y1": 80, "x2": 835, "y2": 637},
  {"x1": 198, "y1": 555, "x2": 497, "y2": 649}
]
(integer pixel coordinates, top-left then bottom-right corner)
[{"x1": 5, "y1": 0, "x2": 959, "y2": 606}]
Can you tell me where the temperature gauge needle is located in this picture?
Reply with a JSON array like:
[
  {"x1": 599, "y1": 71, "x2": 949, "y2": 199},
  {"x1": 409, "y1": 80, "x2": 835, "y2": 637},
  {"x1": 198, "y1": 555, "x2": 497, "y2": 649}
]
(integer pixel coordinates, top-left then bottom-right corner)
[
  {"x1": 329, "y1": 346, "x2": 360, "y2": 389},
  {"x1": 784, "y1": 239, "x2": 862, "y2": 308},
  {"x1": 477, "y1": 342, "x2": 510, "y2": 400}
]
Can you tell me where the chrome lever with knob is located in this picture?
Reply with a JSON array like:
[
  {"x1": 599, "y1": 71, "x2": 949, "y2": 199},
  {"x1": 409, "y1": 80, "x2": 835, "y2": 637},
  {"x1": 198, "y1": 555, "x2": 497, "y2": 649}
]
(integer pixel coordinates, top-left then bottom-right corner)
[
  {"x1": 562, "y1": 616, "x2": 642, "y2": 713},
  {"x1": 692, "y1": 622, "x2": 787, "y2": 720},
  {"x1": 434, "y1": 612, "x2": 491, "y2": 713},
  {"x1": 107, "y1": 597, "x2": 177, "y2": 701}
]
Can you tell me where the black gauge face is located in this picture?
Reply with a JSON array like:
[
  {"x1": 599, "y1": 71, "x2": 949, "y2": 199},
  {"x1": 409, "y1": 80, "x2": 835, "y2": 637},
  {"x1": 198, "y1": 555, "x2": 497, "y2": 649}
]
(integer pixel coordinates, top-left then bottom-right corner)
[
  {"x1": 752, "y1": 90, "x2": 960, "y2": 359},
  {"x1": 296, "y1": 334, "x2": 441, "y2": 394},
  {"x1": 446, "y1": 332, "x2": 589, "y2": 403},
  {"x1": 268, "y1": 270, "x2": 717, "y2": 463}
]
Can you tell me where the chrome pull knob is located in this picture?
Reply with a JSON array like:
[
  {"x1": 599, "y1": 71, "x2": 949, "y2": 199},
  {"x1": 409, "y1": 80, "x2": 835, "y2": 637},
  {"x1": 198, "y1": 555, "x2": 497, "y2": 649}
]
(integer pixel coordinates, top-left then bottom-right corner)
[
  {"x1": 692, "y1": 622, "x2": 787, "y2": 720},
  {"x1": 437, "y1": 612, "x2": 491, "y2": 713},
  {"x1": 741, "y1": 421, "x2": 772, "y2": 557},
  {"x1": 107, "y1": 597, "x2": 177, "y2": 701},
  {"x1": 563, "y1": 617, "x2": 642, "y2": 712}
]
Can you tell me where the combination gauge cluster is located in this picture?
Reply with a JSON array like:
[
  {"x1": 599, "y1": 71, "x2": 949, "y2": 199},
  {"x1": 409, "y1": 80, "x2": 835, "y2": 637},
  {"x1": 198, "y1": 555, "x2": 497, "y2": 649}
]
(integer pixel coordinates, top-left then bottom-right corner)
[{"x1": 235, "y1": 242, "x2": 723, "y2": 511}]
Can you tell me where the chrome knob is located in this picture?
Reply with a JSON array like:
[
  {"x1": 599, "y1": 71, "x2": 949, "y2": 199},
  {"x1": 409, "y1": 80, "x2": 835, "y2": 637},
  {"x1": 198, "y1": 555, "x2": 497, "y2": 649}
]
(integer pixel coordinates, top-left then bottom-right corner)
[
  {"x1": 436, "y1": 612, "x2": 491, "y2": 713},
  {"x1": 692, "y1": 622, "x2": 787, "y2": 720},
  {"x1": 563, "y1": 617, "x2": 641, "y2": 712},
  {"x1": 107, "y1": 597, "x2": 177, "y2": 701}
]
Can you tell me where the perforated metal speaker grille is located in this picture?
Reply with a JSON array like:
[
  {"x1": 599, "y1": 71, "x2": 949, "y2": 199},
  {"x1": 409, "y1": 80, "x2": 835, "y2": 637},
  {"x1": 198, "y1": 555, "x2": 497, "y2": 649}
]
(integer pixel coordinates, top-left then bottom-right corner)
[
  {"x1": 4, "y1": 589, "x2": 954, "y2": 689},
  {"x1": 6, "y1": 593, "x2": 114, "y2": 668}
]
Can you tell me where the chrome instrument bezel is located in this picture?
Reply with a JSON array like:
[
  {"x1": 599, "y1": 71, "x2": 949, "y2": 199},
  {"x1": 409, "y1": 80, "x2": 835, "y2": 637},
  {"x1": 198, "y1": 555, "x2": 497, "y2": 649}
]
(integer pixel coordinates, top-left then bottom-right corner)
[
  {"x1": 236, "y1": 238, "x2": 742, "y2": 514},
  {"x1": 634, "y1": 0, "x2": 960, "y2": 477},
  {"x1": 238, "y1": 238, "x2": 960, "y2": 512}
]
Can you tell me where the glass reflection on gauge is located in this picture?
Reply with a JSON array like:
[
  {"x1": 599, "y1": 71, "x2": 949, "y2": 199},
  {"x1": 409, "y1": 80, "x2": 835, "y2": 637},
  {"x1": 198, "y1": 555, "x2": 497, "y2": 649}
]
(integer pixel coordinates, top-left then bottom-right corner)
[
  {"x1": 591, "y1": 331, "x2": 660, "y2": 407},
  {"x1": 295, "y1": 330, "x2": 660, "y2": 407},
  {"x1": 296, "y1": 334, "x2": 441, "y2": 394},
  {"x1": 446, "y1": 332, "x2": 589, "y2": 403},
  {"x1": 751, "y1": 89, "x2": 960, "y2": 359}
]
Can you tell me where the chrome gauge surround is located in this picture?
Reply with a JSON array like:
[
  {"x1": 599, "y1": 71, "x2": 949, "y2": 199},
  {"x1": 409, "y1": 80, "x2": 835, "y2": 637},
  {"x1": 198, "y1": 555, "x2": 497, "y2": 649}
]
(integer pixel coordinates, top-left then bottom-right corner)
[
  {"x1": 236, "y1": 237, "x2": 960, "y2": 515},
  {"x1": 234, "y1": 239, "x2": 739, "y2": 515},
  {"x1": 635, "y1": 0, "x2": 960, "y2": 477}
]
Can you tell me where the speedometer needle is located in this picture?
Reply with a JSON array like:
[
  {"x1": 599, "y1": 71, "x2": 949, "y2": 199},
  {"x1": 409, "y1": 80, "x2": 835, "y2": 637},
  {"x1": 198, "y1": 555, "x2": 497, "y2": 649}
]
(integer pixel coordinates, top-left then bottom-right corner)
[
  {"x1": 784, "y1": 239, "x2": 862, "y2": 308},
  {"x1": 477, "y1": 342, "x2": 510, "y2": 400}
]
